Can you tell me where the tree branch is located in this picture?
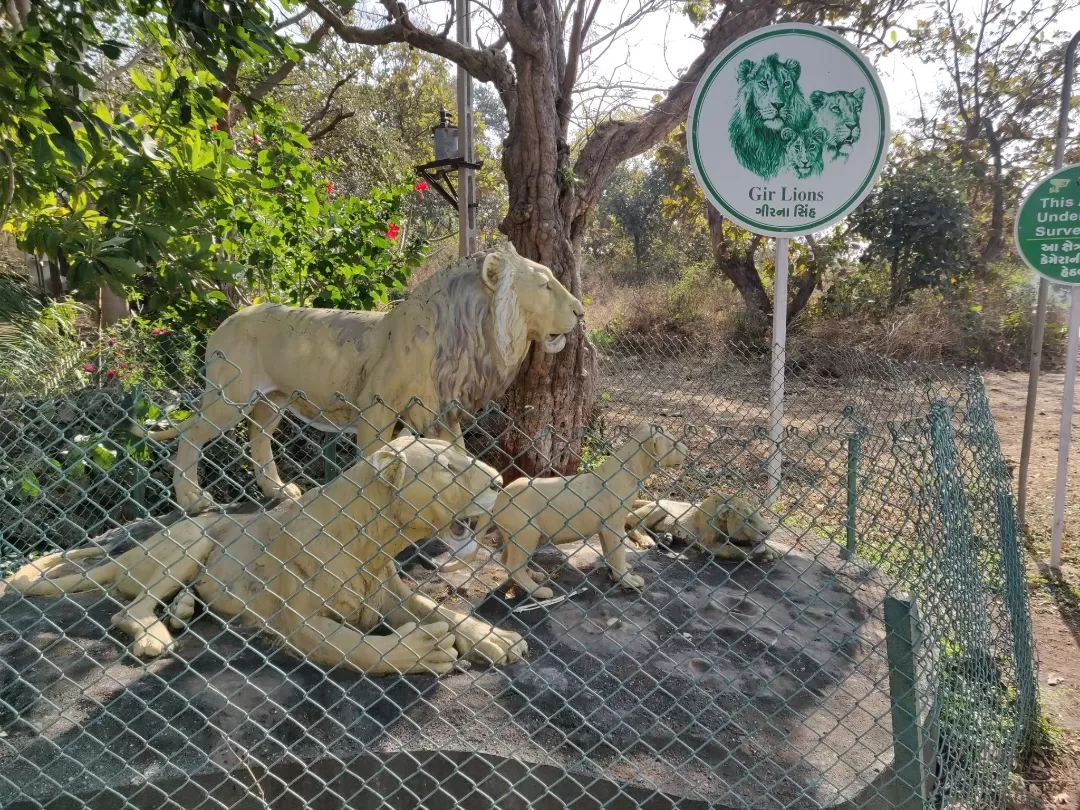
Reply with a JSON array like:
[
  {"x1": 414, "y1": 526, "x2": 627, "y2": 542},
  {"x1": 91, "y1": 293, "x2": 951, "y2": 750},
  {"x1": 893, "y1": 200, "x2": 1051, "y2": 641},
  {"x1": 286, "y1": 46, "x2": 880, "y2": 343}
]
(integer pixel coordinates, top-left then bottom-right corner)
[
  {"x1": 252, "y1": 21, "x2": 332, "y2": 104},
  {"x1": 559, "y1": 0, "x2": 601, "y2": 138},
  {"x1": 303, "y1": 71, "x2": 357, "y2": 131},
  {"x1": 275, "y1": 8, "x2": 313, "y2": 30},
  {"x1": 0, "y1": 145, "x2": 14, "y2": 232},
  {"x1": 571, "y1": 0, "x2": 782, "y2": 216},
  {"x1": 308, "y1": 109, "x2": 357, "y2": 141},
  {"x1": 99, "y1": 47, "x2": 153, "y2": 83},
  {"x1": 306, "y1": 0, "x2": 516, "y2": 89}
]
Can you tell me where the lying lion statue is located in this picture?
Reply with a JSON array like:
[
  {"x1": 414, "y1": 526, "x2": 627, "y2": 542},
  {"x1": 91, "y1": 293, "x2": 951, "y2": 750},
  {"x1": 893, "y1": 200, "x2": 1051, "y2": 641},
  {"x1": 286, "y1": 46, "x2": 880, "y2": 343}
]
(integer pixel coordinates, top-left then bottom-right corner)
[
  {"x1": 133, "y1": 243, "x2": 584, "y2": 513},
  {"x1": 7, "y1": 436, "x2": 526, "y2": 676},
  {"x1": 625, "y1": 493, "x2": 779, "y2": 562}
]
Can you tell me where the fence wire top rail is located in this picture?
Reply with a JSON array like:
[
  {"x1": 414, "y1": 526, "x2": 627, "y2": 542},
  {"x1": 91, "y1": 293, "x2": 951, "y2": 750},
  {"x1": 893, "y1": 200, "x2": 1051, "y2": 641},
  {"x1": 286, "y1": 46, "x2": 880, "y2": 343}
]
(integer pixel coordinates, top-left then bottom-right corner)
[{"x1": 0, "y1": 332, "x2": 1037, "y2": 810}]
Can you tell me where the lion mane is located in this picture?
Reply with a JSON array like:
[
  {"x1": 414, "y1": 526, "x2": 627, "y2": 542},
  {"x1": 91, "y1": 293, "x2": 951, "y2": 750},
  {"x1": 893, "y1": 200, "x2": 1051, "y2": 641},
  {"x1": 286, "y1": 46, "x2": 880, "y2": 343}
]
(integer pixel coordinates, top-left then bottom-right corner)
[
  {"x1": 729, "y1": 53, "x2": 812, "y2": 181},
  {"x1": 134, "y1": 243, "x2": 585, "y2": 513}
]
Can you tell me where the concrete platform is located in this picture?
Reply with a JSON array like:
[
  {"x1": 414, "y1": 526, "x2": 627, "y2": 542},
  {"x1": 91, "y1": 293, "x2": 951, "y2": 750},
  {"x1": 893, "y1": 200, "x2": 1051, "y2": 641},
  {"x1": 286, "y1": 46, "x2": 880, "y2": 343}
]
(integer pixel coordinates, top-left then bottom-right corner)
[{"x1": 0, "y1": 528, "x2": 904, "y2": 810}]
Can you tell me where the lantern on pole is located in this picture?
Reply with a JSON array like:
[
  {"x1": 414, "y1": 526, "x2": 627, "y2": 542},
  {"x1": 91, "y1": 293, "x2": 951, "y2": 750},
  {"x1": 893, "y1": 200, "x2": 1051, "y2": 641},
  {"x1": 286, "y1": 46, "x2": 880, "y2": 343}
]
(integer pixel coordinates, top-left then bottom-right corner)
[{"x1": 414, "y1": 107, "x2": 483, "y2": 256}]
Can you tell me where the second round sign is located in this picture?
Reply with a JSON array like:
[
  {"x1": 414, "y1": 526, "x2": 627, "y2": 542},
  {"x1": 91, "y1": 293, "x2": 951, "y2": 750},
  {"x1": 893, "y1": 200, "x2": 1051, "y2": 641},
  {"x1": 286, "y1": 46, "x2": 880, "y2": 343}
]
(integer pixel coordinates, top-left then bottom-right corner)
[{"x1": 687, "y1": 24, "x2": 891, "y2": 237}]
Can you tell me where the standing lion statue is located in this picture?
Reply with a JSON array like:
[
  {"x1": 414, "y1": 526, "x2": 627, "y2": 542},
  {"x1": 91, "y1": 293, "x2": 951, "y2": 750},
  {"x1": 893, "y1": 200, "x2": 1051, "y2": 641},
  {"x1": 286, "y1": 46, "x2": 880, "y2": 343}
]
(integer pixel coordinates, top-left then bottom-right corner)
[
  {"x1": 133, "y1": 243, "x2": 584, "y2": 513},
  {"x1": 6, "y1": 436, "x2": 526, "y2": 676}
]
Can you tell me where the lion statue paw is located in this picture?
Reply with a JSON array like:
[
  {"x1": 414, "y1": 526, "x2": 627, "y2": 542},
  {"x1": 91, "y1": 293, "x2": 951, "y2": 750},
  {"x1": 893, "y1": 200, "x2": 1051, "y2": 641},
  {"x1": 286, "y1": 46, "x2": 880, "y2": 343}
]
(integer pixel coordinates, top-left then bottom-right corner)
[
  {"x1": 610, "y1": 570, "x2": 645, "y2": 592},
  {"x1": 176, "y1": 488, "x2": 219, "y2": 515},
  {"x1": 167, "y1": 591, "x2": 197, "y2": 631},
  {"x1": 451, "y1": 622, "x2": 527, "y2": 666},
  {"x1": 384, "y1": 621, "x2": 460, "y2": 676}
]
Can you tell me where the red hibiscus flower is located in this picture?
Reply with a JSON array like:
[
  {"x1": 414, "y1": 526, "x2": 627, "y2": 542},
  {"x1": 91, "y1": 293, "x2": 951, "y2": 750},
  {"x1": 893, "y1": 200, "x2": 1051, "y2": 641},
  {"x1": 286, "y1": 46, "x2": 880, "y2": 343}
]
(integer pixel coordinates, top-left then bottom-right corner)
[
  {"x1": 387, "y1": 223, "x2": 401, "y2": 241},
  {"x1": 413, "y1": 180, "x2": 429, "y2": 197},
  {"x1": 327, "y1": 182, "x2": 335, "y2": 195},
  {"x1": 106, "y1": 369, "x2": 117, "y2": 380}
]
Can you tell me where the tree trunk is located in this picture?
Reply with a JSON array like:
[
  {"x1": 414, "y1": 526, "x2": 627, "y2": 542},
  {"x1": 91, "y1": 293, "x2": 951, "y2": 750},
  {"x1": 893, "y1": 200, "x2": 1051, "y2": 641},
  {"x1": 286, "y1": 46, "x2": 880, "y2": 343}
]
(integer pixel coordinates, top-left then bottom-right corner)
[
  {"x1": 787, "y1": 269, "x2": 820, "y2": 323},
  {"x1": 980, "y1": 119, "x2": 1006, "y2": 267},
  {"x1": 98, "y1": 285, "x2": 131, "y2": 327},
  {"x1": 496, "y1": 5, "x2": 596, "y2": 482},
  {"x1": 706, "y1": 202, "x2": 772, "y2": 316}
]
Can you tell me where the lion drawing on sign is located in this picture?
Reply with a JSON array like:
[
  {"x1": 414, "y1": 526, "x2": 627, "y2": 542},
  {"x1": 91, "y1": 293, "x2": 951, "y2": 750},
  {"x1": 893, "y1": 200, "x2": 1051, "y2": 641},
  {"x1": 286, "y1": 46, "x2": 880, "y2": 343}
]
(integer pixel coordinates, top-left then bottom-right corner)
[
  {"x1": 781, "y1": 126, "x2": 828, "y2": 179},
  {"x1": 7, "y1": 436, "x2": 526, "y2": 675},
  {"x1": 810, "y1": 88, "x2": 865, "y2": 162},
  {"x1": 625, "y1": 493, "x2": 779, "y2": 562},
  {"x1": 729, "y1": 54, "x2": 811, "y2": 180},
  {"x1": 131, "y1": 243, "x2": 585, "y2": 513}
]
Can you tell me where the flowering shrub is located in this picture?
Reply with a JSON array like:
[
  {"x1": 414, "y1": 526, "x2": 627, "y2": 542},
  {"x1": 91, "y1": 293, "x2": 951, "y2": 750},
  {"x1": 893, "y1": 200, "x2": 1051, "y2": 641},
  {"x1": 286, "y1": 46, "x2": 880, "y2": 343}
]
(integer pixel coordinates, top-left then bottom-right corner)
[
  {"x1": 230, "y1": 112, "x2": 426, "y2": 311},
  {"x1": 10, "y1": 67, "x2": 429, "y2": 324},
  {"x1": 83, "y1": 317, "x2": 204, "y2": 393}
]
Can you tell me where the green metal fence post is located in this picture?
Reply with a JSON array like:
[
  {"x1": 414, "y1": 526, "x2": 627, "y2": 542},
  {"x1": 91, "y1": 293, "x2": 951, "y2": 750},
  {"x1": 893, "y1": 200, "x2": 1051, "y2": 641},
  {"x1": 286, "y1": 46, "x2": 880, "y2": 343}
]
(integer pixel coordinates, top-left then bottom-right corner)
[
  {"x1": 323, "y1": 435, "x2": 339, "y2": 484},
  {"x1": 846, "y1": 432, "x2": 861, "y2": 558},
  {"x1": 966, "y1": 378, "x2": 1041, "y2": 752},
  {"x1": 884, "y1": 593, "x2": 929, "y2": 810}
]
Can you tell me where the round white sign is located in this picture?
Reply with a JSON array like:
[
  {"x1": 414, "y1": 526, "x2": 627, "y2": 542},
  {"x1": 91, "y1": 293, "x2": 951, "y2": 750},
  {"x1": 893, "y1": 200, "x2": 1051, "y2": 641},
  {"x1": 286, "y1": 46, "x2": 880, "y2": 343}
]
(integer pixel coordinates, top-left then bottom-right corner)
[{"x1": 687, "y1": 23, "x2": 891, "y2": 237}]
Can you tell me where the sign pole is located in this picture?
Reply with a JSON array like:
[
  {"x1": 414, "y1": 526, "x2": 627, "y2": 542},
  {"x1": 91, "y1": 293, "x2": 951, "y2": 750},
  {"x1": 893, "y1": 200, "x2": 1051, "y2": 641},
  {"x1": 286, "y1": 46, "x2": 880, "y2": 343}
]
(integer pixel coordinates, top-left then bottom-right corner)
[
  {"x1": 1013, "y1": 163, "x2": 1080, "y2": 569},
  {"x1": 455, "y1": 0, "x2": 476, "y2": 258},
  {"x1": 1051, "y1": 287, "x2": 1080, "y2": 569},
  {"x1": 1018, "y1": 29, "x2": 1080, "y2": 529},
  {"x1": 767, "y1": 238, "x2": 789, "y2": 508},
  {"x1": 684, "y1": 23, "x2": 889, "y2": 512}
]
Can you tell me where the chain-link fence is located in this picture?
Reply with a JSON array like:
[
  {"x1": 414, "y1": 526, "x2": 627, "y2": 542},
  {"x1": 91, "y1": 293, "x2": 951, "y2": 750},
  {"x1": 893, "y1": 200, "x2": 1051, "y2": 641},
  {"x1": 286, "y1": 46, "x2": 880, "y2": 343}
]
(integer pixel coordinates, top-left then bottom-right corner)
[{"x1": 0, "y1": 329, "x2": 1037, "y2": 810}]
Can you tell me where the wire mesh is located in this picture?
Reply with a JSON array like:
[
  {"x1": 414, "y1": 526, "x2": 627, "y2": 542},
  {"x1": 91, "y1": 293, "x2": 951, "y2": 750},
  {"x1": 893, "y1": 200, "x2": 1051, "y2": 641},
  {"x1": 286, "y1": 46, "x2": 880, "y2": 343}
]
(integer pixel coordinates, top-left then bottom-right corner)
[{"x1": 0, "y1": 327, "x2": 1038, "y2": 810}]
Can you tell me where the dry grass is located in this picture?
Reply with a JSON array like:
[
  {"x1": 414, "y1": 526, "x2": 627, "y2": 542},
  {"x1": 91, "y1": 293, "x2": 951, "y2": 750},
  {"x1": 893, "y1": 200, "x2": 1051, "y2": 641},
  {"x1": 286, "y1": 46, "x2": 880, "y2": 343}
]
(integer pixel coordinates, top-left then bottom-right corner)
[{"x1": 584, "y1": 257, "x2": 1067, "y2": 373}]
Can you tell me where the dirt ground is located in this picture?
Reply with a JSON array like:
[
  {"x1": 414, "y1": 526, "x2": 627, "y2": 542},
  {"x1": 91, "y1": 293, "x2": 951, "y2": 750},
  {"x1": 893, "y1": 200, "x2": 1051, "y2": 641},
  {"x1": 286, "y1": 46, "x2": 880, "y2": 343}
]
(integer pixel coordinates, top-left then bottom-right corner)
[{"x1": 984, "y1": 371, "x2": 1080, "y2": 809}]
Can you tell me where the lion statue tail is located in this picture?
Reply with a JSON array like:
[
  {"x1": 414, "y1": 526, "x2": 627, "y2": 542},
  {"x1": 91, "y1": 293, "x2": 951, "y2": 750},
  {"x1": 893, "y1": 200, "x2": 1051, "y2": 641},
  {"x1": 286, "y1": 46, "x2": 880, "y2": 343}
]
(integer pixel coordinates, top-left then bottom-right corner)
[
  {"x1": 127, "y1": 421, "x2": 185, "y2": 442},
  {"x1": 6, "y1": 547, "x2": 121, "y2": 596},
  {"x1": 128, "y1": 425, "x2": 181, "y2": 441}
]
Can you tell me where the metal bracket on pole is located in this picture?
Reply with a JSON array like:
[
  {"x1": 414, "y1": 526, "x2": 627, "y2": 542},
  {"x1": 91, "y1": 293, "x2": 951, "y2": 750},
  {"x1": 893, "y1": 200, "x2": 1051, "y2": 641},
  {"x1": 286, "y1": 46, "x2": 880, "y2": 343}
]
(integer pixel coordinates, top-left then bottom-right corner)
[
  {"x1": 413, "y1": 158, "x2": 484, "y2": 213},
  {"x1": 1018, "y1": 29, "x2": 1080, "y2": 529}
]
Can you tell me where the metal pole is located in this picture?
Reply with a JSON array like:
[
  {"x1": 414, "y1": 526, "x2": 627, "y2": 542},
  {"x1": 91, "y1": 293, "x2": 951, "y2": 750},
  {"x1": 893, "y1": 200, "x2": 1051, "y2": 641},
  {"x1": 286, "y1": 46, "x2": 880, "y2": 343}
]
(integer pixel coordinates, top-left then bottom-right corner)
[
  {"x1": 1051, "y1": 285, "x2": 1080, "y2": 569},
  {"x1": 846, "y1": 432, "x2": 861, "y2": 557},
  {"x1": 456, "y1": 0, "x2": 476, "y2": 258},
  {"x1": 766, "y1": 237, "x2": 789, "y2": 509},
  {"x1": 884, "y1": 594, "x2": 930, "y2": 810},
  {"x1": 1019, "y1": 29, "x2": 1080, "y2": 528}
]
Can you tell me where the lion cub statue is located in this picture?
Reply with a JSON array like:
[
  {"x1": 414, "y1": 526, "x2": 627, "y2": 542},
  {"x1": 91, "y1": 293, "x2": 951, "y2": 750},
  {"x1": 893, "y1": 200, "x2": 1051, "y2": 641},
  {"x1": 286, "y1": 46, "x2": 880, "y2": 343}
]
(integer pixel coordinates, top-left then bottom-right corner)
[
  {"x1": 473, "y1": 423, "x2": 688, "y2": 600},
  {"x1": 625, "y1": 493, "x2": 779, "y2": 562},
  {"x1": 7, "y1": 436, "x2": 526, "y2": 676}
]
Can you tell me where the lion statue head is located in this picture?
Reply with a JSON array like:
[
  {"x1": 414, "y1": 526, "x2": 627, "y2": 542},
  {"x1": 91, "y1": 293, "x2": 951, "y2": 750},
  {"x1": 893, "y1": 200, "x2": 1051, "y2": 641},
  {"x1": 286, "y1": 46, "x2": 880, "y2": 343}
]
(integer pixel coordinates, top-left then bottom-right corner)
[
  {"x1": 426, "y1": 242, "x2": 585, "y2": 414},
  {"x1": 629, "y1": 422, "x2": 689, "y2": 469},
  {"x1": 810, "y1": 88, "x2": 865, "y2": 162},
  {"x1": 697, "y1": 494, "x2": 776, "y2": 561},
  {"x1": 355, "y1": 435, "x2": 503, "y2": 560},
  {"x1": 729, "y1": 53, "x2": 811, "y2": 180}
]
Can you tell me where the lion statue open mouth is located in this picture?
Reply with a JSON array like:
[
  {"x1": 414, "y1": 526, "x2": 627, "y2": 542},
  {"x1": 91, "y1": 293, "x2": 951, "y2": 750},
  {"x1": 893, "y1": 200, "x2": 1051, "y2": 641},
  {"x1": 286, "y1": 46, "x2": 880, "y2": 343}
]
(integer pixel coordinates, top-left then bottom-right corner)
[
  {"x1": 132, "y1": 243, "x2": 584, "y2": 515},
  {"x1": 7, "y1": 436, "x2": 526, "y2": 676}
]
